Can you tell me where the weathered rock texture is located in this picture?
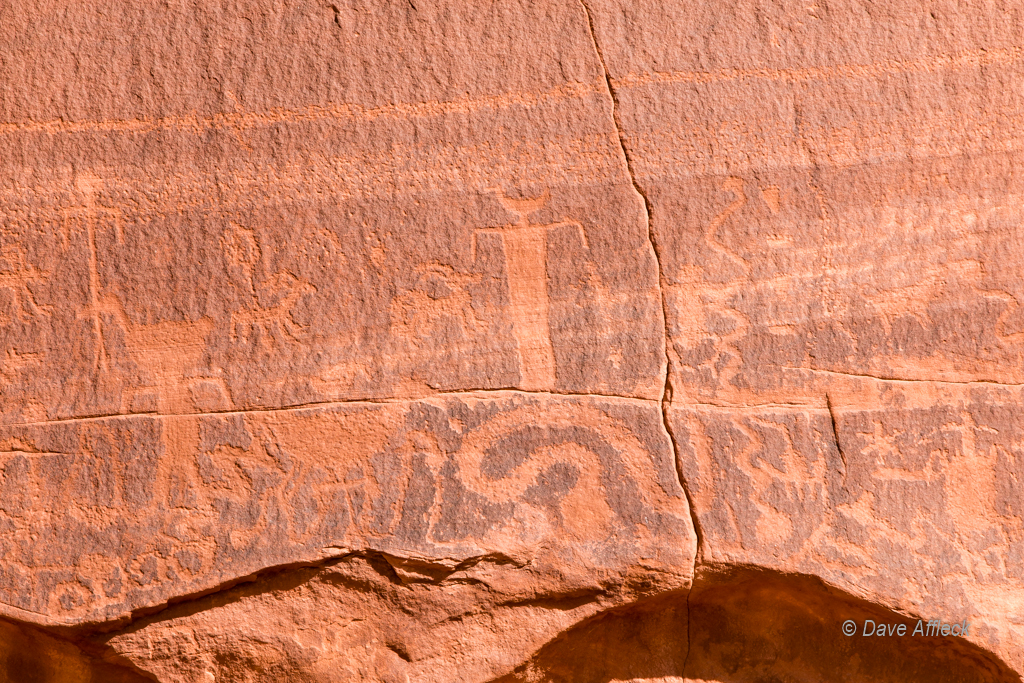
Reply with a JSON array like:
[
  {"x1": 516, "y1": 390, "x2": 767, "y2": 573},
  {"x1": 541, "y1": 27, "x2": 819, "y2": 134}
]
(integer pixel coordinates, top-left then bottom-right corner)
[
  {"x1": 0, "y1": 393, "x2": 692, "y2": 626},
  {"x1": 0, "y1": 0, "x2": 1022, "y2": 681}
]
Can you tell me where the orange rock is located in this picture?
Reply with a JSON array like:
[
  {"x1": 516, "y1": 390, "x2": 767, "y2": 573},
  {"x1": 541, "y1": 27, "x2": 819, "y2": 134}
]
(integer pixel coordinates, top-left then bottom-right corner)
[
  {"x1": 1, "y1": 0, "x2": 1022, "y2": 680},
  {"x1": 581, "y1": 0, "x2": 1024, "y2": 671},
  {"x1": 0, "y1": 394, "x2": 694, "y2": 626}
]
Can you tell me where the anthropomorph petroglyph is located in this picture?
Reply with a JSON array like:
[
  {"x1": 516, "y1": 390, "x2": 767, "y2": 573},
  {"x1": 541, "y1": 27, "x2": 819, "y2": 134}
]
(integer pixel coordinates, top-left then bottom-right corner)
[
  {"x1": 64, "y1": 174, "x2": 122, "y2": 370},
  {"x1": 474, "y1": 190, "x2": 587, "y2": 391},
  {"x1": 59, "y1": 175, "x2": 232, "y2": 414}
]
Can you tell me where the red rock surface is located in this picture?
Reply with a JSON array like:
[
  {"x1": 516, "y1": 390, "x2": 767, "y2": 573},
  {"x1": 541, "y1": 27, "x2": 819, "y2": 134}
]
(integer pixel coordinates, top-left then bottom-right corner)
[{"x1": 0, "y1": 1, "x2": 1022, "y2": 681}]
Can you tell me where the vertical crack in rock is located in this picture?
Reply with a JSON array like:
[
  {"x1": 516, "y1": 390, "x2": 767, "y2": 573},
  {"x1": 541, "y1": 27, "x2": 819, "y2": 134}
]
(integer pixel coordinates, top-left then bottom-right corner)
[
  {"x1": 580, "y1": 2, "x2": 704, "y2": 673},
  {"x1": 826, "y1": 393, "x2": 848, "y2": 485},
  {"x1": 577, "y1": 2, "x2": 704, "y2": 550},
  {"x1": 681, "y1": 567, "x2": 694, "y2": 678}
]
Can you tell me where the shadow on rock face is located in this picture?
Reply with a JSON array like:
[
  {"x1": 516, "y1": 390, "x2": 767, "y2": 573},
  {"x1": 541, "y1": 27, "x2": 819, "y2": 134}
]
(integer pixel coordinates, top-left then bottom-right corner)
[
  {"x1": 492, "y1": 565, "x2": 1022, "y2": 683},
  {"x1": 0, "y1": 618, "x2": 148, "y2": 683}
]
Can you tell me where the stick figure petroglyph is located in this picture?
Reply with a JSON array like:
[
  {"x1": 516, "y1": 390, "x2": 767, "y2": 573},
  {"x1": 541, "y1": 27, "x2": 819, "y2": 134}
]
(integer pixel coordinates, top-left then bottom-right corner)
[
  {"x1": 61, "y1": 174, "x2": 232, "y2": 413},
  {"x1": 64, "y1": 174, "x2": 122, "y2": 369},
  {"x1": 706, "y1": 177, "x2": 748, "y2": 273},
  {"x1": 473, "y1": 190, "x2": 588, "y2": 391}
]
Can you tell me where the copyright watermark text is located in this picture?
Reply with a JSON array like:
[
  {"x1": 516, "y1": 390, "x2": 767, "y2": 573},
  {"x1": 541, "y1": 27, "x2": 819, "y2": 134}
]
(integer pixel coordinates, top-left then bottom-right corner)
[{"x1": 842, "y1": 619, "x2": 969, "y2": 637}]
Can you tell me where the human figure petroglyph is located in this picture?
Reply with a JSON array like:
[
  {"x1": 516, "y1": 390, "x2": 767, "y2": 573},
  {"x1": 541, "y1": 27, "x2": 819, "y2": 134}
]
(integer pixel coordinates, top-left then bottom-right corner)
[
  {"x1": 473, "y1": 190, "x2": 588, "y2": 391},
  {"x1": 221, "y1": 222, "x2": 262, "y2": 293},
  {"x1": 64, "y1": 174, "x2": 122, "y2": 370}
]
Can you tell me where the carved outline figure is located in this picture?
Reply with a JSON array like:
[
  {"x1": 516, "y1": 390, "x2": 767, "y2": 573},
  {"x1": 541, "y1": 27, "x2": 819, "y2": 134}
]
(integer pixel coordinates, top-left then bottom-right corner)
[
  {"x1": 222, "y1": 223, "x2": 317, "y2": 349},
  {"x1": 473, "y1": 190, "x2": 588, "y2": 391}
]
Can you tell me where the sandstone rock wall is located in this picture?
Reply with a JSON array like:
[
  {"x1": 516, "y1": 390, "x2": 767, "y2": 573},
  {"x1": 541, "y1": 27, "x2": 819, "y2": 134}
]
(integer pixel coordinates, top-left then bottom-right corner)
[{"x1": 0, "y1": 1, "x2": 1022, "y2": 681}]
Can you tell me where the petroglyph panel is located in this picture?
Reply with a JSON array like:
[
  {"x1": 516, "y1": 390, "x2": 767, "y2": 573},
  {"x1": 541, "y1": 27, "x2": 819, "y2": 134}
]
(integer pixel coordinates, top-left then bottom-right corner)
[
  {"x1": 671, "y1": 381, "x2": 1024, "y2": 671},
  {"x1": 5, "y1": 0, "x2": 1024, "y2": 679},
  {"x1": 0, "y1": 0, "x2": 665, "y2": 426},
  {"x1": 652, "y1": 162, "x2": 1024, "y2": 408},
  {"x1": 0, "y1": 392, "x2": 694, "y2": 625},
  {"x1": 584, "y1": 0, "x2": 1024, "y2": 672},
  {"x1": 585, "y1": 0, "x2": 1024, "y2": 405}
]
